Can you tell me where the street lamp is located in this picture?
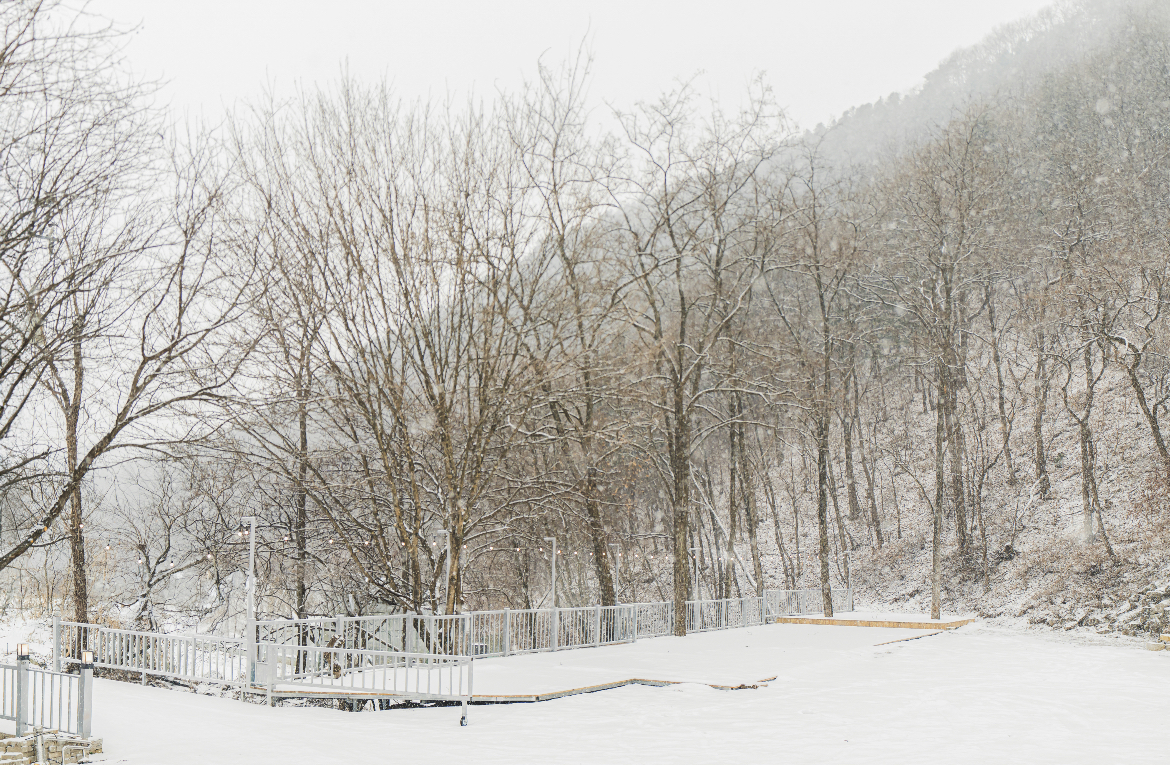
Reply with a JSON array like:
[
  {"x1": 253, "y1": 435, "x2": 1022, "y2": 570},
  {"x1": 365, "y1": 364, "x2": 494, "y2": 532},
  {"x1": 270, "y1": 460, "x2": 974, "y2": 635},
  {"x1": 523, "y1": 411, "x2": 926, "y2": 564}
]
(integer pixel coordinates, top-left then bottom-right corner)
[{"x1": 543, "y1": 536, "x2": 557, "y2": 608}]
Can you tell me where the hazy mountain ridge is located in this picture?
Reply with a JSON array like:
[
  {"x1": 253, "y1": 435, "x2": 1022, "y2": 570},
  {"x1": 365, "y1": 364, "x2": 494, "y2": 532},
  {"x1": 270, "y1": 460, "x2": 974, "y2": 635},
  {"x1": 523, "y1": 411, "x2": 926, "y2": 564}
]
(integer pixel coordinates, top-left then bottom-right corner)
[{"x1": 810, "y1": 0, "x2": 1168, "y2": 165}]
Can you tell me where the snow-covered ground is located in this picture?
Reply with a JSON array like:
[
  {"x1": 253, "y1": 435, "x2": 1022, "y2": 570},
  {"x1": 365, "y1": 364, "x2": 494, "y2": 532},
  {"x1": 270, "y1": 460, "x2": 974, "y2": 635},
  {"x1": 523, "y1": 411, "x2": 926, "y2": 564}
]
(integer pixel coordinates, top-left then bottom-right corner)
[{"x1": 66, "y1": 619, "x2": 1169, "y2": 764}]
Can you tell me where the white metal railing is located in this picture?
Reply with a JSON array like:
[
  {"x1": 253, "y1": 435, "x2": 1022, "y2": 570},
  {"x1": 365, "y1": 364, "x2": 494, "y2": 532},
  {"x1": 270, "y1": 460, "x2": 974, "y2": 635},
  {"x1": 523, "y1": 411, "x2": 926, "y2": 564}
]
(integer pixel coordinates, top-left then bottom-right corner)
[
  {"x1": 765, "y1": 587, "x2": 853, "y2": 617},
  {"x1": 635, "y1": 601, "x2": 675, "y2": 638},
  {"x1": 248, "y1": 588, "x2": 852, "y2": 658},
  {"x1": 256, "y1": 644, "x2": 472, "y2": 724},
  {"x1": 256, "y1": 613, "x2": 469, "y2": 656},
  {"x1": 685, "y1": 597, "x2": 766, "y2": 633},
  {"x1": 0, "y1": 652, "x2": 92, "y2": 737},
  {"x1": 57, "y1": 621, "x2": 247, "y2": 687},
  {"x1": 50, "y1": 587, "x2": 853, "y2": 698}
]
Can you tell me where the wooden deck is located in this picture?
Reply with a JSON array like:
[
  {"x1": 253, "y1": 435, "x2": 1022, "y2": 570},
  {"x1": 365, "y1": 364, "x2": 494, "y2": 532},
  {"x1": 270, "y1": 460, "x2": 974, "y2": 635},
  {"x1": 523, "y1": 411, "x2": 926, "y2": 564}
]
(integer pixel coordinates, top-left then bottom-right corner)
[{"x1": 771, "y1": 616, "x2": 974, "y2": 630}]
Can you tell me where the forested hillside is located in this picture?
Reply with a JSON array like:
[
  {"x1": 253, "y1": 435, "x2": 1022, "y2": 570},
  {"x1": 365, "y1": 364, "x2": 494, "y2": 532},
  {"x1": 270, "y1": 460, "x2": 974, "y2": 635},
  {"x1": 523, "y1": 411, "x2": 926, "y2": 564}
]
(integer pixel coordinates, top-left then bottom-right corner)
[{"x1": 2, "y1": 0, "x2": 1170, "y2": 639}]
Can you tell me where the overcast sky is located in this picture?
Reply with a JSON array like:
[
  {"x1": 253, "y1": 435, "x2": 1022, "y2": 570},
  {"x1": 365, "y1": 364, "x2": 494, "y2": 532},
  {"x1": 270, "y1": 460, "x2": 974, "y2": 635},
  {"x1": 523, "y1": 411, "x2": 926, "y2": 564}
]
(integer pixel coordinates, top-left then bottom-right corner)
[{"x1": 89, "y1": 0, "x2": 1056, "y2": 129}]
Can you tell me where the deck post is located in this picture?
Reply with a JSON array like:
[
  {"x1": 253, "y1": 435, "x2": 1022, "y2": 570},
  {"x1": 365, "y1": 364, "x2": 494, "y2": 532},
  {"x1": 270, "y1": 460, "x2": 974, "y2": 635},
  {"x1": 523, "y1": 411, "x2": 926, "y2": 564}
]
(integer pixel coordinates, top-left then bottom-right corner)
[
  {"x1": 79, "y1": 652, "x2": 93, "y2": 738},
  {"x1": 52, "y1": 614, "x2": 61, "y2": 672},
  {"x1": 15, "y1": 645, "x2": 28, "y2": 736}
]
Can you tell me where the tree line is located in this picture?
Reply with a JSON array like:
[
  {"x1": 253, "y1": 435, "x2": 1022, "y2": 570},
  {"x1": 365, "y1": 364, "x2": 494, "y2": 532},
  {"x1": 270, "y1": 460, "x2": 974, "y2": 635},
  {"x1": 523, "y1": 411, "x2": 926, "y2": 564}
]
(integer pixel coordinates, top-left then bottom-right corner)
[{"x1": 3, "y1": 0, "x2": 1170, "y2": 635}]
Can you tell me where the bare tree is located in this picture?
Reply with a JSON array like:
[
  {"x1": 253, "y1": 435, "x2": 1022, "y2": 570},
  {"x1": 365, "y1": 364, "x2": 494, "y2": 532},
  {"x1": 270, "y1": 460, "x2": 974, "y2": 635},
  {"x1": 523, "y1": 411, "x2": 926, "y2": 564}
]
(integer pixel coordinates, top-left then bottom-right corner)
[{"x1": 616, "y1": 83, "x2": 786, "y2": 633}]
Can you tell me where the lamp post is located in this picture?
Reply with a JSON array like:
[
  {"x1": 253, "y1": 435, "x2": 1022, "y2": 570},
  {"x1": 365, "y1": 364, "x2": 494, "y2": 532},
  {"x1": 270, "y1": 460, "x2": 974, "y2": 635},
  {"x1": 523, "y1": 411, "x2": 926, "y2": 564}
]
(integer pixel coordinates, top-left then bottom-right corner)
[
  {"x1": 240, "y1": 516, "x2": 256, "y2": 684},
  {"x1": 608, "y1": 543, "x2": 622, "y2": 602}
]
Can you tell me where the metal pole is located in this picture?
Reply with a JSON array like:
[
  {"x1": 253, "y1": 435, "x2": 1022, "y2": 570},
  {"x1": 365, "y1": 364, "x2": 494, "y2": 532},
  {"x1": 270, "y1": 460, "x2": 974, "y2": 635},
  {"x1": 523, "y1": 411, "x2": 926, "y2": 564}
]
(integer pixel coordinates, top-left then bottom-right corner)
[
  {"x1": 608, "y1": 544, "x2": 621, "y2": 602},
  {"x1": 242, "y1": 515, "x2": 257, "y2": 686},
  {"x1": 461, "y1": 658, "x2": 473, "y2": 727},
  {"x1": 15, "y1": 645, "x2": 28, "y2": 736},
  {"x1": 52, "y1": 614, "x2": 60, "y2": 673},
  {"x1": 79, "y1": 651, "x2": 93, "y2": 738}
]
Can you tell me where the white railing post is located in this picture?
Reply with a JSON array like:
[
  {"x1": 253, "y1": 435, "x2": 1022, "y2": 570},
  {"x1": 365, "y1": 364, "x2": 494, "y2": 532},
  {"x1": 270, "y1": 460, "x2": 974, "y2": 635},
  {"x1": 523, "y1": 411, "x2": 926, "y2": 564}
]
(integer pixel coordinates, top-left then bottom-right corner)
[
  {"x1": 594, "y1": 605, "x2": 601, "y2": 646},
  {"x1": 461, "y1": 658, "x2": 473, "y2": 727},
  {"x1": 15, "y1": 646, "x2": 28, "y2": 736},
  {"x1": 632, "y1": 605, "x2": 639, "y2": 641},
  {"x1": 78, "y1": 651, "x2": 93, "y2": 738},
  {"x1": 550, "y1": 607, "x2": 559, "y2": 652},
  {"x1": 52, "y1": 614, "x2": 61, "y2": 673},
  {"x1": 265, "y1": 646, "x2": 275, "y2": 707},
  {"x1": 502, "y1": 609, "x2": 510, "y2": 657}
]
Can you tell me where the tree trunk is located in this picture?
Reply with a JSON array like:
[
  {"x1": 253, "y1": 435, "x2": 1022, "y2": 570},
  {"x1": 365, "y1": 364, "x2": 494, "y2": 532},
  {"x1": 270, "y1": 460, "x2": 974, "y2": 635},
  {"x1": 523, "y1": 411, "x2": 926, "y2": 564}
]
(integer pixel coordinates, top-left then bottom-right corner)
[
  {"x1": 670, "y1": 392, "x2": 692, "y2": 636},
  {"x1": 1078, "y1": 345, "x2": 1098, "y2": 541},
  {"x1": 816, "y1": 412, "x2": 834, "y2": 617},
  {"x1": 295, "y1": 379, "x2": 309, "y2": 621},
  {"x1": 947, "y1": 395, "x2": 968, "y2": 554},
  {"x1": 1033, "y1": 331, "x2": 1051, "y2": 498},
  {"x1": 987, "y1": 285, "x2": 1016, "y2": 485},
  {"x1": 843, "y1": 374, "x2": 862, "y2": 520},
  {"x1": 932, "y1": 376, "x2": 945, "y2": 621},
  {"x1": 739, "y1": 441, "x2": 765, "y2": 596},
  {"x1": 1124, "y1": 352, "x2": 1170, "y2": 478},
  {"x1": 728, "y1": 397, "x2": 740, "y2": 544},
  {"x1": 67, "y1": 335, "x2": 86, "y2": 625},
  {"x1": 585, "y1": 467, "x2": 617, "y2": 606}
]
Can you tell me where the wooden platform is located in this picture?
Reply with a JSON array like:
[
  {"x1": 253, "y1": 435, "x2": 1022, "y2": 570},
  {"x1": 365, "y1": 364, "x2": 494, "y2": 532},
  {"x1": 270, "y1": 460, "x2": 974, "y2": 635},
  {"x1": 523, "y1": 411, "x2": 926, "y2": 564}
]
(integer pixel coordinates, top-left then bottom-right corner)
[
  {"x1": 471, "y1": 675, "x2": 776, "y2": 703},
  {"x1": 251, "y1": 677, "x2": 773, "y2": 704},
  {"x1": 772, "y1": 616, "x2": 974, "y2": 630}
]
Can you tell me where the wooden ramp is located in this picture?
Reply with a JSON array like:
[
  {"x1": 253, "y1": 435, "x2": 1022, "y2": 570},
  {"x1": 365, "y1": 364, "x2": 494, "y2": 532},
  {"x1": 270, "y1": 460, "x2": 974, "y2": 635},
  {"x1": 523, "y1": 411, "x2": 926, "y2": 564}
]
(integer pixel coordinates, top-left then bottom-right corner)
[{"x1": 771, "y1": 616, "x2": 974, "y2": 630}]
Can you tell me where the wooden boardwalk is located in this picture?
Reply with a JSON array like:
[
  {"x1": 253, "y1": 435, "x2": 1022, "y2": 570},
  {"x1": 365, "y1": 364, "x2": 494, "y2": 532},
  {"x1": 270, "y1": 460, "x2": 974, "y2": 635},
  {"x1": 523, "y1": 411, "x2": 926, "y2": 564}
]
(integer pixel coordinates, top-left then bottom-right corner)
[{"x1": 772, "y1": 616, "x2": 974, "y2": 630}]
